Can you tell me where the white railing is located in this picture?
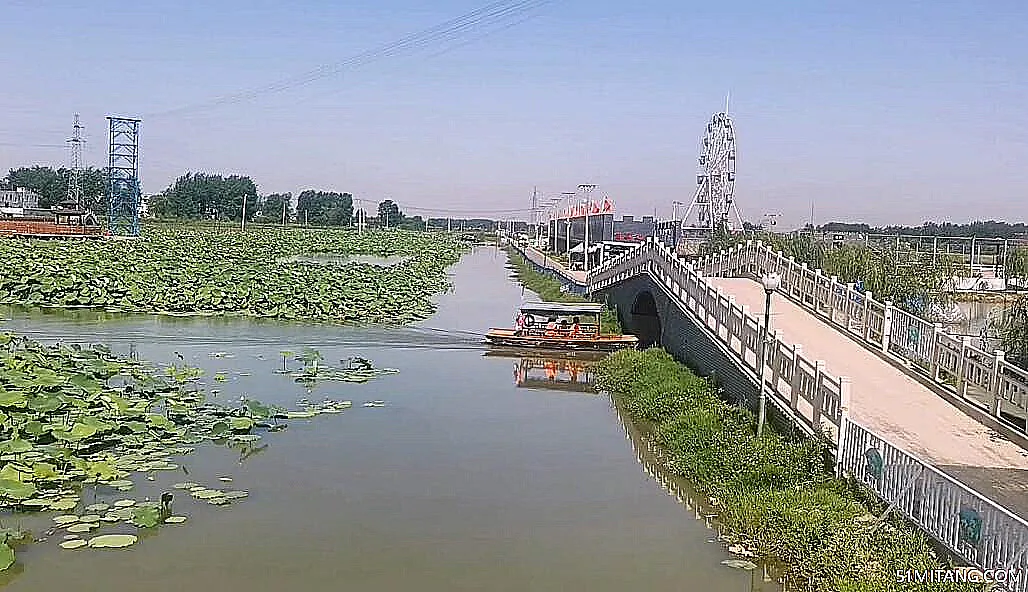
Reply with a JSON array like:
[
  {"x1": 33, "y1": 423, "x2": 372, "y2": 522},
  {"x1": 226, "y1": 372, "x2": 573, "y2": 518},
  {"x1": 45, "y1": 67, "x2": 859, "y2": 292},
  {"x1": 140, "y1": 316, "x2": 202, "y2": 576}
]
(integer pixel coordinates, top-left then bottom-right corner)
[
  {"x1": 838, "y1": 418, "x2": 1028, "y2": 592},
  {"x1": 682, "y1": 240, "x2": 1028, "y2": 435},
  {"x1": 589, "y1": 238, "x2": 851, "y2": 441},
  {"x1": 589, "y1": 238, "x2": 1028, "y2": 589}
]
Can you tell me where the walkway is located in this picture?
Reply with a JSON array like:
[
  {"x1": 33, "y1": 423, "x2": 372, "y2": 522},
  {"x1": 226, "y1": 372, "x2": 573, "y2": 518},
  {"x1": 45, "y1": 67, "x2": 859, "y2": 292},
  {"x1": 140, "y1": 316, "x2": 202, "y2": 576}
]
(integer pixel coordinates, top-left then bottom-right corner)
[
  {"x1": 707, "y1": 277, "x2": 1028, "y2": 518},
  {"x1": 515, "y1": 243, "x2": 587, "y2": 284}
]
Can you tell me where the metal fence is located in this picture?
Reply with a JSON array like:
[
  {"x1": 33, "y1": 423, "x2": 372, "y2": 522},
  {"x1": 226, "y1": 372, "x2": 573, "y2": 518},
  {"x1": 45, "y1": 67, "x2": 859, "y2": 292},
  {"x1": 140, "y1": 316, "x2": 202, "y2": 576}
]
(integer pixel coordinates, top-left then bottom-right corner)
[
  {"x1": 590, "y1": 238, "x2": 850, "y2": 440},
  {"x1": 838, "y1": 418, "x2": 1028, "y2": 591},
  {"x1": 589, "y1": 237, "x2": 1028, "y2": 590},
  {"x1": 691, "y1": 240, "x2": 1028, "y2": 436}
]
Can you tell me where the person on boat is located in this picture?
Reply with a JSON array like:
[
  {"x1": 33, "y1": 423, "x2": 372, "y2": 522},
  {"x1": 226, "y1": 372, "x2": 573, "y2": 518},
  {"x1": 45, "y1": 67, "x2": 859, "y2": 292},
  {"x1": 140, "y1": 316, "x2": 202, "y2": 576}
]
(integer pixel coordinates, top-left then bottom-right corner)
[
  {"x1": 544, "y1": 316, "x2": 558, "y2": 337},
  {"x1": 514, "y1": 312, "x2": 526, "y2": 335},
  {"x1": 569, "y1": 316, "x2": 581, "y2": 338}
]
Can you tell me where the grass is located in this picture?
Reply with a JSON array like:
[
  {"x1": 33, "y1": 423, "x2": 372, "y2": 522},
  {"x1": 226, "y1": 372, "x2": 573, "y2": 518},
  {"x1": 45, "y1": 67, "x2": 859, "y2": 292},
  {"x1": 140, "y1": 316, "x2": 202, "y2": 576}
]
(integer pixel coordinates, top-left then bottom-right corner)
[
  {"x1": 595, "y1": 348, "x2": 983, "y2": 592},
  {"x1": 504, "y1": 247, "x2": 622, "y2": 333}
]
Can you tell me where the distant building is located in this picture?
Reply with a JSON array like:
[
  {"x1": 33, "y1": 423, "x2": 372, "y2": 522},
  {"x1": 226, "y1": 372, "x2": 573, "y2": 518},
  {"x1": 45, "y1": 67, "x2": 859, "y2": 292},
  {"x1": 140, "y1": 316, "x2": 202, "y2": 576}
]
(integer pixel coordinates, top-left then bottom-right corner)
[
  {"x1": 0, "y1": 187, "x2": 41, "y2": 209},
  {"x1": 612, "y1": 214, "x2": 656, "y2": 239}
]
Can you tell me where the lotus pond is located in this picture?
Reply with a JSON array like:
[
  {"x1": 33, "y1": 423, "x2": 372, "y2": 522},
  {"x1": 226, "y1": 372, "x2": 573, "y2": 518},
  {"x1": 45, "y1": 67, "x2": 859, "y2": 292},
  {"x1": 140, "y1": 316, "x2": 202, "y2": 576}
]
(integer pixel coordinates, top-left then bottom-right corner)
[
  {"x1": 0, "y1": 224, "x2": 467, "y2": 323},
  {"x1": 0, "y1": 245, "x2": 776, "y2": 591}
]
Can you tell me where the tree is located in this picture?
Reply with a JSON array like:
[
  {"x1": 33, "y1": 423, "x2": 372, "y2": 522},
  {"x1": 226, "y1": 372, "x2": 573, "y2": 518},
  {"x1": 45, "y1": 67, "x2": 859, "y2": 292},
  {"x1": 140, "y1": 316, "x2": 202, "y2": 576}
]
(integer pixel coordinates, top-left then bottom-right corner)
[
  {"x1": 377, "y1": 199, "x2": 403, "y2": 227},
  {"x1": 148, "y1": 172, "x2": 258, "y2": 221},
  {"x1": 994, "y1": 296, "x2": 1028, "y2": 370},
  {"x1": 256, "y1": 193, "x2": 292, "y2": 224},
  {"x1": 295, "y1": 190, "x2": 352, "y2": 226},
  {"x1": 3, "y1": 165, "x2": 107, "y2": 213}
]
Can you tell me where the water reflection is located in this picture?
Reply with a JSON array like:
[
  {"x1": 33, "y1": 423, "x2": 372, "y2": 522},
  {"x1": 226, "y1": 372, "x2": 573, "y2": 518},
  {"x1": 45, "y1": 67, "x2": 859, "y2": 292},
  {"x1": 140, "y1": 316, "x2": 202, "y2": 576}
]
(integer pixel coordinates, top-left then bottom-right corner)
[
  {"x1": 483, "y1": 349, "x2": 604, "y2": 393},
  {"x1": 610, "y1": 397, "x2": 783, "y2": 592}
]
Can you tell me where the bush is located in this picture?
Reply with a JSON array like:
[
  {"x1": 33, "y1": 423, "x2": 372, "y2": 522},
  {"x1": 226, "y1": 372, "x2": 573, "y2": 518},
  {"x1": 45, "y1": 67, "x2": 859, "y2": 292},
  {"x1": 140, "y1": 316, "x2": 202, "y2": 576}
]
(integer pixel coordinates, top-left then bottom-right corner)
[{"x1": 595, "y1": 348, "x2": 981, "y2": 591}]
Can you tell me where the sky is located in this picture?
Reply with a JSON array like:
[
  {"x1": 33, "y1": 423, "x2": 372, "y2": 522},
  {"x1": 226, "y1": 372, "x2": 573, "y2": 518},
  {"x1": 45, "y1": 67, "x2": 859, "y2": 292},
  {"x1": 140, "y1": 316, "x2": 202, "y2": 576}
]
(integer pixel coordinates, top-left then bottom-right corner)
[{"x1": 1, "y1": 0, "x2": 1026, "y2": 229}]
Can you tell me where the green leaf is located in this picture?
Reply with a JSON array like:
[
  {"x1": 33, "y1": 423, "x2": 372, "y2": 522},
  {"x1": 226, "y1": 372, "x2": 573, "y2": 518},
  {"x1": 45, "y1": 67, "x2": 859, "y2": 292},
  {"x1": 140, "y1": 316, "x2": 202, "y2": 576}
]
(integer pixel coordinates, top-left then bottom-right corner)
[
  {"x1": 87, "y1": 534, "x2": 137, "y2": 548},
  {"x1": 0, "y1": 478, "x2": 36, "y2": 500},
  {"x1": 0, "y1": 543, "x2": 13, "y2": 571}
]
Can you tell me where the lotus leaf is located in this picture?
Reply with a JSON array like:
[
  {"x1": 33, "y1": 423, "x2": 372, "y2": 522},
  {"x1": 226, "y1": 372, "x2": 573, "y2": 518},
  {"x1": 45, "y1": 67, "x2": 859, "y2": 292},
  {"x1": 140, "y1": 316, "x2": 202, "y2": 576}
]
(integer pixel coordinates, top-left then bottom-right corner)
[
  {"x1": 60, "y1": 540, "x2": 87, "y2": 550},
  {"x1": 87, "y1": 534, "x2": 137, "y2": 548},
  {"x1": 228, "y1": 417, "x2": 254, "y2": 432},
  {"x1": 130, "y1": 506, "x2": 161, "y2": 528},
  {"x1": 163, "y1": 515, "x2": 187, "y2": 524},
  {"x1": 0, "y1": 439, "x2": 33, "y2": 454},
  {"x1": 0, "y1": 543, "x2": 13, "y2": 570},
  {"x1": 0, "y1": 391, "x2": 26, "y2": 408},
  {"x1": 51, "y1": 499, "x2": 78, "y2": 511},
  {"x1": 112, "y1": 499, "x2": 136, "y2": 507},
  {"x1": 32, "y1": 463, "x2": 59, "y2": 480},
  {"x1": 53, "y1": 515, "x2": 79, "y2": 525},
  {"x1": 66, "y1": 523, "x2": 97, "y2": 534},
  {"x1": 0, "y1": 478, "x2": 35, "y2": 500}
]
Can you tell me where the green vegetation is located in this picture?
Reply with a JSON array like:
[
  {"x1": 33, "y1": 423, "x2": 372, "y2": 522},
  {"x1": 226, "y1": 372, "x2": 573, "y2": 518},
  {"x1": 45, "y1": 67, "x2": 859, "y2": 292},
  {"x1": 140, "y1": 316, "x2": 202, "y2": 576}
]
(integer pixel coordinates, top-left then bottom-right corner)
[
  {"x1": 148, "y1": 172, "x2": 259, "y2": 222},
  {"x1": 993, "y1": 295, "x2": 1028, "y2": 369},
  {"x1": 707, "y1": 233, "x2": 962, "y2": 319},
  {"x1": 0, "y1": 224, "x2": 468, "y2": 323},
  {"x1": 596, "y1": 349, "x2": 977, "y2": 592},
  {"x1": 0, "y1": 333, "x2": 394, "y2": 570},
  {"x1": 1006, "y1": 247, "x2": 1028, "y2": 282},
  {"x1": 504, "y1": 248, "x2": 622, "y2": 333},
  {"x1": 295, "y1": 190, "x2": 353, "y2": 226},
  {"x1": 3, "y1": 165, "x2": 107, "y2": 213},
  {"x1": 819, "y1": 219, "x2": 1028, "y2": 239}
]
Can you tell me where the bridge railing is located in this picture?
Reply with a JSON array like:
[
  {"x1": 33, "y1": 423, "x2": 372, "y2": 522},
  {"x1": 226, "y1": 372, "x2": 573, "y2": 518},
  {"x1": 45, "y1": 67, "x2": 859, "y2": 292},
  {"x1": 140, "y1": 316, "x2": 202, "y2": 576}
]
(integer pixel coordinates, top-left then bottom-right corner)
[
  {"x1": 589, "y1": 238, "x2": 1028, "y2": 591},
  {"x1": 839, "y1": 418, "x2": 1028, "y2": 591},
  {"x1": 695, "y1": 240, "x2": 1028, "y2": 436},
  {"x1": 589, "y1": 238, "x2": 851, "y2": 442}
]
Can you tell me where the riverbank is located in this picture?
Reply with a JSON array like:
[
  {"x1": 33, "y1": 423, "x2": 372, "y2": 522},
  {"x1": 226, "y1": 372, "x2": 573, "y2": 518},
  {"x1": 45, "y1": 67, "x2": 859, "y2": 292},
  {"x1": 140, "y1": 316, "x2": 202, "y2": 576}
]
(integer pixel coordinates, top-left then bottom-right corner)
[
  {"x1": 504, "y1": 247, "x2": 622, "y2": 333},
  {"x1": 595, "y1": 348, "x2": 981, "y2": 592}
]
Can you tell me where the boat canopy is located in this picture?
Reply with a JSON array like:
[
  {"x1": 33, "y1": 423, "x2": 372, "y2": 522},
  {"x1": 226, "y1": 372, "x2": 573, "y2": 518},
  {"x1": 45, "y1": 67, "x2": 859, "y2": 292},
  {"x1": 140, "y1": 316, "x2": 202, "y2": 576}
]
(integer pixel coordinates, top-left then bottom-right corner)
[{"x1": 518, "y1": 301, "x2": 604, "y2": 316}]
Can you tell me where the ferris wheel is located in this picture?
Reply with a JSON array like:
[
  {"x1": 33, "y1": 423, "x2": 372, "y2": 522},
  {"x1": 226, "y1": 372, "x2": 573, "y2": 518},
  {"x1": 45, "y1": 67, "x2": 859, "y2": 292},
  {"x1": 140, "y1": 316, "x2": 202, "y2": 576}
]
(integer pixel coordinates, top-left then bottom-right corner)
[{"x1": 680, "y1": 111, "x2": 742, "y2": 235}]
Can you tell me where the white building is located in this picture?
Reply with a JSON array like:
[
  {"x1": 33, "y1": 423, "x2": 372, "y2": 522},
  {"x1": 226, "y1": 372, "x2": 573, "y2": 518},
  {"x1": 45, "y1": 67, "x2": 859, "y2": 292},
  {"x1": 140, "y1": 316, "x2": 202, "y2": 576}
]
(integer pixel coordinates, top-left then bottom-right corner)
[{"x1": 0, "y1": 187, "x2": 41, "y2": 209}]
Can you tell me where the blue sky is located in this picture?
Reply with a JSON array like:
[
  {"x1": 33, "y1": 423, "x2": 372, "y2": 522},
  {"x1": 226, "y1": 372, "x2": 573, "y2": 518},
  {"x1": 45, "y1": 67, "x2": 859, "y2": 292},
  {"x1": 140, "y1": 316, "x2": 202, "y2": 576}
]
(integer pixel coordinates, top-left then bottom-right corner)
[{"x1": 2, "y1": 0, "x2": 1026, "y2": 228}]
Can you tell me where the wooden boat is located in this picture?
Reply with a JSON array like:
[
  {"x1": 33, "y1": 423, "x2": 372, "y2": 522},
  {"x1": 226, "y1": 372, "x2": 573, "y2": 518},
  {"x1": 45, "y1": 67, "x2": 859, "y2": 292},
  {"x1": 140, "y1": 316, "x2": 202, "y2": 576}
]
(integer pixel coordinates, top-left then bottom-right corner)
[{"x1": 485, "y1": 301, "x2": 638, "y2": 352}]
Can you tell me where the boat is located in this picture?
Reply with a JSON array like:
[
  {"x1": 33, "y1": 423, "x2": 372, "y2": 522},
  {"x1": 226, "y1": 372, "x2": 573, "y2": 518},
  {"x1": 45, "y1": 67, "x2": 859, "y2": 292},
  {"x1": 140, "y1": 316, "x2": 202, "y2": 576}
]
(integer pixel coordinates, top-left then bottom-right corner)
[{"x1": 485, "y1": 301, "x2": 638, "y2": 352}]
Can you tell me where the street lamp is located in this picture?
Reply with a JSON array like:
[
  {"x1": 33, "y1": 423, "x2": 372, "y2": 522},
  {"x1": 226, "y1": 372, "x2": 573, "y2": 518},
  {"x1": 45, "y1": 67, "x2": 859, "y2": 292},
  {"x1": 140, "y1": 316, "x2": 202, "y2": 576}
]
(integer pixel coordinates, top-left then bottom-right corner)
[{"x1": 757, "y1": 272, "x2": 781, "y2": 437}]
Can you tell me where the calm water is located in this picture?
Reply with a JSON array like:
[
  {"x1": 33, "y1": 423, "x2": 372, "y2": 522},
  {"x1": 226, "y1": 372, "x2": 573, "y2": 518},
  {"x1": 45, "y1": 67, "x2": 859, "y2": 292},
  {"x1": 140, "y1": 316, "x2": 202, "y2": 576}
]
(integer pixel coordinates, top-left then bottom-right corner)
[{"x1": 0, "y1": 246, "x2": 776, "y2": 592}]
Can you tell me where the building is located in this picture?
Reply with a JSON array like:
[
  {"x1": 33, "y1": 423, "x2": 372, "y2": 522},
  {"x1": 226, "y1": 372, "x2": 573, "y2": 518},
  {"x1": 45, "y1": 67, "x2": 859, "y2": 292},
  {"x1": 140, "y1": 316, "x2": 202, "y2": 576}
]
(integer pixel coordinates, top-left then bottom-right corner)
[
  {"x1": 0, "y1": 187, "x2": 41, "y2": 210},
  {"x1": 612, "y1": 215, "x2": 656, "y2": 240}
]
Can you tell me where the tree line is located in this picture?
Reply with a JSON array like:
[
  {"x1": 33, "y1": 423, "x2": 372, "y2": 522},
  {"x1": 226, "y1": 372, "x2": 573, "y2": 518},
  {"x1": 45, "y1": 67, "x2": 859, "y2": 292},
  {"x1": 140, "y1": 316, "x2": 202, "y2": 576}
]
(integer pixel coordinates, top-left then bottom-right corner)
[
  {"x1": 146, "y1": 172, "x2": 414, "y2": 228},
  {"x1": 2, "y1": 166, "x2": 107, "y2": 213},
  {"x1": 818, "y1": 220, "x2": 1028, "y2": 238}
]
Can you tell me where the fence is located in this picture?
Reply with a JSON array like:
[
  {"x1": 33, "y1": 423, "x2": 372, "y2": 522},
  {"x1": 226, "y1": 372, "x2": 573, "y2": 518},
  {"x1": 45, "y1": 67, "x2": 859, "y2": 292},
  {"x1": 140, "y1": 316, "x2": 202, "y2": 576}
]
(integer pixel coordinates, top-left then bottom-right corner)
[
  {"x1": 589, "y1": 238, "x2": 850, "y2": 441},
  {"x1": 839, "y1": 418, "x2": 1028, "y2": 591},
  {"x1": 690, "y1": 240, "x2": 1028, "y2": 436},
  {"x1": 504, "y1": 238, "x2": 588, "y2": 296},
  {"x1": 588, "y1": 237, "x2": 1028, "y2": 590}
]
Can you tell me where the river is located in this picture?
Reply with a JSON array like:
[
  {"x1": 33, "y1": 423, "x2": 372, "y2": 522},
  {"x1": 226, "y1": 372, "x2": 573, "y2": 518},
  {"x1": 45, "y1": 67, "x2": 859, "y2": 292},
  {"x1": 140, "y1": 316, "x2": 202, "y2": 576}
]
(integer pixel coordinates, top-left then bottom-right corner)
[{"x1": 0, "y1": 246, "x2": 776, "y2": 592}]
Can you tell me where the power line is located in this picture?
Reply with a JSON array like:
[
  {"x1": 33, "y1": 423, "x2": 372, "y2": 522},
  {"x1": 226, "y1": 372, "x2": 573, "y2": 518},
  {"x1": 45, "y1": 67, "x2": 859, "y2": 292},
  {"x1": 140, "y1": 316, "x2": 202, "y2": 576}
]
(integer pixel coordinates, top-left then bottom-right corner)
[
  {"x1": 150, "y1": 0, "x2": 551, "y2": 118},
  {"x1": 399, "y1": 204, "x2": 534, "y2": 215}
]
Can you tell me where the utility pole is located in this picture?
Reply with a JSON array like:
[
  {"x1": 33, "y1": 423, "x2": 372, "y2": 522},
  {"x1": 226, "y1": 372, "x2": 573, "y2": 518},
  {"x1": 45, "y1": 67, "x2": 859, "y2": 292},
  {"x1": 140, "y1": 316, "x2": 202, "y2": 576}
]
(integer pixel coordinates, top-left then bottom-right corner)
[
  {"x1": 532, "y1": 186, "x2": 539, "y2": 245},
  {"x1": 241, "y1": 193, "x2": 247, "y2": 231},
  {"x1": 578, "y1": 184, "x2": 596, "y2": 271},
  {"x1": 281, "y1": 197, "x2": 287, "y2": 226},
  {"x1": 66, "y1": 114, "x2": 84, "y2": 210}
]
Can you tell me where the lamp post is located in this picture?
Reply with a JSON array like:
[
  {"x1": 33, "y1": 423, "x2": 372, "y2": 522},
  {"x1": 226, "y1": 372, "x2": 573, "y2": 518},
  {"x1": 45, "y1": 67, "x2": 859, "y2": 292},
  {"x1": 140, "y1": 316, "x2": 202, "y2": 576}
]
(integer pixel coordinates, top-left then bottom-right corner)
[{"x1": 757, "y1": 272, "x2": 781, "y2": 437}]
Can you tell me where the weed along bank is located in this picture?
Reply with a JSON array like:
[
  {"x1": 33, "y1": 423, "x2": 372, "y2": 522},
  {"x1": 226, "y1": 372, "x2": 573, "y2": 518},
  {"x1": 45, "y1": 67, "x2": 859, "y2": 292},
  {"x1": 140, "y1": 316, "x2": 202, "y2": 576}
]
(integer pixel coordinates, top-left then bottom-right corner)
[
  {"x1": 587, "y1": 236, "x2": 1028, "y2": 592},
  {"x1": 594, "y1": 349, "x2": 990, "y2": 591}
]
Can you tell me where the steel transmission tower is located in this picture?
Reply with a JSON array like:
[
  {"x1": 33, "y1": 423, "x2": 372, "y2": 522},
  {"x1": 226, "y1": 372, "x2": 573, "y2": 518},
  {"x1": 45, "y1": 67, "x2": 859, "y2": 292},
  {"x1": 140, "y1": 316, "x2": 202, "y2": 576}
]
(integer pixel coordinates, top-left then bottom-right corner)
[
  {"x1": 66, "y1": 114, "x2": 84, "y2": 209},
  {"x1": 106, "y1": 117, "x2": 141, "y2": 236}
]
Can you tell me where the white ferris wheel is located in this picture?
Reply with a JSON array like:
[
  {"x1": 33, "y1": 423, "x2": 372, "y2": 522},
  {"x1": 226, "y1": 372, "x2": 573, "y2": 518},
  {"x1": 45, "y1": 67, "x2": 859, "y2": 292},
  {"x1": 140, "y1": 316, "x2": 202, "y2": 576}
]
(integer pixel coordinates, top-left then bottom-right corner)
[{"x1": 680, "y1": 111, "x2": 743, "y2": 234}]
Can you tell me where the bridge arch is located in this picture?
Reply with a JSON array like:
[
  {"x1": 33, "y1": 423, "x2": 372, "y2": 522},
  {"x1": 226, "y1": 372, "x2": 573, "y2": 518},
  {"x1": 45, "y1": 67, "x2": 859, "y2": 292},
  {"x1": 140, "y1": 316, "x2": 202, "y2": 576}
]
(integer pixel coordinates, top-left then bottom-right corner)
[{"x1": 630, "y1": 290, "x2": 662, "y2": 348}]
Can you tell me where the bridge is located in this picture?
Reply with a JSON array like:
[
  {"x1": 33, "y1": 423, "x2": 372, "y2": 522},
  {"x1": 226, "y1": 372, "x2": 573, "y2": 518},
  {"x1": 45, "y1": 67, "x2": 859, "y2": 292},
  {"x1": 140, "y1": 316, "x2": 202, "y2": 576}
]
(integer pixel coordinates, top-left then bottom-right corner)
[{"x1": 505, "y1": 236, "x2": 1028, "y2": 588}]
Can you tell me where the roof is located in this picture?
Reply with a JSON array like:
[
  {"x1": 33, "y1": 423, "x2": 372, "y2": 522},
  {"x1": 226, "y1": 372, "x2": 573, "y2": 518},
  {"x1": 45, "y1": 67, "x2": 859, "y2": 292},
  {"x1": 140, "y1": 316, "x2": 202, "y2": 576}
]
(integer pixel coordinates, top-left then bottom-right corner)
[{"x1": 518, "y1": 301, "x2": 604, "y2": 315}]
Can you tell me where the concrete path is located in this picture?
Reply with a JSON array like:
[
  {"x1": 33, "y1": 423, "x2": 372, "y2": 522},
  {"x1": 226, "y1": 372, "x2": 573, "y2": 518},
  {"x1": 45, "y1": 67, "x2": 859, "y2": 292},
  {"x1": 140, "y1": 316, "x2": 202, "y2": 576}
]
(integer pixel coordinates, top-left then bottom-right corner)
[
  {"x1": 707, "y1": 277, "x2": 1028, "y2": 519},
  {"x1": 518, "y1": 244, "x2": 587, "y2": 284}
]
